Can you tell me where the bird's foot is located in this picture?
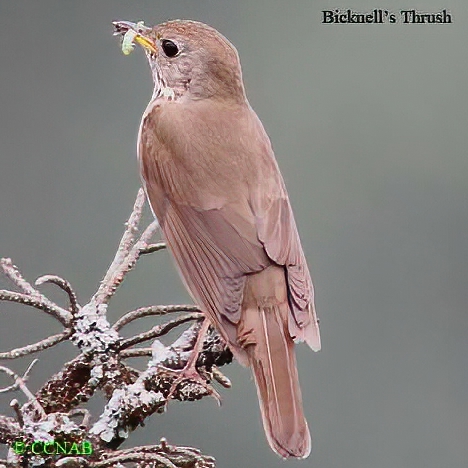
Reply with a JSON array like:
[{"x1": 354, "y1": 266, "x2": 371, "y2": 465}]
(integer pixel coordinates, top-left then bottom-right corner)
[
  {"x1": 161, "y1": 362, "x2": 221, "y2": 404},
  {"x1": 160, "y1": 319, "x2": 222, "y2": 405}
]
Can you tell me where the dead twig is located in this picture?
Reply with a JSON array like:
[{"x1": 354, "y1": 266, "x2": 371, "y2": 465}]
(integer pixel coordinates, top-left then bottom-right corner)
[
  {"x1": 118, "y1": 313, "x2": 204, "y2": 350},
  {"x1": 0, "y1": 330, "x2": 72, "y2": 360},
  {"x1": 113, "y1": 304, "x2": 201, "y2": 331},
  {"x1": 0, "y1": 289, "x2": 71, "y2": 326},
  {"x1": 35, "y1": 274, "x2": 80, "y2": 314},
  {"x1": 139, "y1": 241, "x2": 166, "y2": 255},
  {"x1": 0, "y1": 258, "x2": 72, "y2": 325},
  {"x1": 0, "y1": 361, "x2": 45, "y2": 417}
]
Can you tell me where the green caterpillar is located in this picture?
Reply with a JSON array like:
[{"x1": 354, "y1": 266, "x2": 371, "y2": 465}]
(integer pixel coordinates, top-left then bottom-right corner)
[{"x1": 121, "y1": 21, "x2": 145, "y2": 55}]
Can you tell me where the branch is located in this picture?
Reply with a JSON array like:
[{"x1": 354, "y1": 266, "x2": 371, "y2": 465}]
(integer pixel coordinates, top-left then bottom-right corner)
[
  {"x1": 0, "y1": 330, "x2": 72, "y2": 359},
  {"x1": 139, "y1": 241, "x2": 166, "y2": 255},
  {"x1": 1, "y1": 257, "x2": 39, "y2": 295},
  {"x1": 0, "y1": 289, "x2": 71, "y2": 326},
  {"x1": 118, "y1": 313, "x2": 204, "y2": 350},
  {"x1": 113, "y1": 304, "x2": 201, "y2": 331},
  {"x1": 0, "y1": 362, "x2": 45, "y2": 417},
  {"x1": 110, "y1": 188, "x2": 146, "y2": 267},
  {"x1": 93, "y1": 189, "x2": 160, "y2": 305},
  {"x1": 93, "y1": 452, "x2": 177, "y2": 467},
  {"x1": 35, "y1": 274, "x2": 80, "y2": 314},
  {"x1": 96, "y1": 441, "x2": 216, "y2": 468},
  {"x1": 0, "y1": 258, "x2": 72, "y2": 325},
  {"x1": 0, "y1": 190, "x2": 231, "y2": 467}
]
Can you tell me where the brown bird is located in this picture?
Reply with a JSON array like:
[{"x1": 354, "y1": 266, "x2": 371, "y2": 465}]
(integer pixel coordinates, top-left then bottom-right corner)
[{"x1": 113, "y1": 19, "x2": 321, "y2": 459}]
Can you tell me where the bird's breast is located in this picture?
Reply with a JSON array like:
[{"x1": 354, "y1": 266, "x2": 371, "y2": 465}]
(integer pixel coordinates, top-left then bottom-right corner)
[{"x1": 138, "y1": 99, "x2": 259, "y2": 210}]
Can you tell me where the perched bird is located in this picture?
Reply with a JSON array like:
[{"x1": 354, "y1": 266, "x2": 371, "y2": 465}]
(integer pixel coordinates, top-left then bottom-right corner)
[{"x1": 113, "y1": 19, "x2": 321, "y2": 459}]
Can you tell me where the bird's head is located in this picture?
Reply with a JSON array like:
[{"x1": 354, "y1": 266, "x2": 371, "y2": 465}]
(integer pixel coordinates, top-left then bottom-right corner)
[{"x1": 113, "y1": 19, "x2": 246, "y2": 103}]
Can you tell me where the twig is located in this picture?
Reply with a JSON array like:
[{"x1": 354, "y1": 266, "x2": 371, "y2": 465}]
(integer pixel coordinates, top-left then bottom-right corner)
[
  {"x1": 118, "y1": 313, "x2": 204, "y2": 350},
  {"x1": 0, "y1": 258, "x2": 38, "y2": 295},
  {"x1": 113, "y1": 304, "x2": 201, "y2": 331},
  {"x1": 139, "y1": 241, "x2": 166, "y2": 255},
  {"x1": 93, "y1": 220, "x2": 159, "y2": 305},
  {"x1": 120, "y1": 348, "x2": 152, "y2": 358},
  {"x1": 35, "y1": 274, "x2": 80, "y2": 314},
  {"x1": 101, "y1": 188, "x2": 145, "y2": 285},
  {"x1": 0, "y1": 289, "x2": 71, "y2": 326},
  {"x1": 0, "y1": 362, "x2": 45, "y2": 417},
  {"x1": 105, "y1": 442, "x2": 216, "y2": 467},
  {"x1": 0, "y1": 330, "x2": 72, "y2": 359},
  {"x1": 22, "y1": 359, "x2": 38, "y2": 380},
  {"x1": 0, "y1": 360, "x2": 38, "y2": 393},
  {"x1": 0, "y1": 259, "x2": 72, "y2": 325}
]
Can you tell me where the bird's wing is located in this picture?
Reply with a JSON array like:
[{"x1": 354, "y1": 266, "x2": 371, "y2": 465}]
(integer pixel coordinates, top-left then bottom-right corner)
[{"x1": 251, "y1": 176, "x2": 321, "y2": 350}]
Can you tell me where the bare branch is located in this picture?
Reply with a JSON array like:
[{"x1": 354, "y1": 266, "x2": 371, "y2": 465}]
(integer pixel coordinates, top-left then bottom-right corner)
[
  {"x1": 35, "y1": 274, "x2": 80, "y2": 314},
  {"x1": 1, "y1": 259, "x2": 72, "y2": 325},
  {"x1": 101, "y1": 188, "x2": 146, "y2": 284},
  {"x1": 0, "y1": 288, "x2": 72, "y2": 326},
  {"x1": 1, "y1": 258, "x2": 37, "y2": 295},
  {"x1": 0, "y1": 330, "x2": 72, "y2": 359},
  {"x1": 119, "y1": 313, "x2": 204, "y2": 350},
  {"x1": 168, "y1": 444, "x2": 216, "y2": 468},
  {"x1": 0, "y1": 362, "x2": 45, "y2": 417},
  {"x1": 93, "y1": 220, "x2": 159, "y2": 305},
  {"x1": 113, "y1": 304, "x2": 201, "y2": 331},
  {"x1": 120, "y1": 347, "x2": 152, "y2": 358},
  {"x1": 139, "y1": 241, "x2": 166, "y2": 255},
  {"x1": 22, "y1": 359, "x2": 38, "y2": 380},
  {"x1": 0, "y1": 361, "x2": 38, "y2": 393}
]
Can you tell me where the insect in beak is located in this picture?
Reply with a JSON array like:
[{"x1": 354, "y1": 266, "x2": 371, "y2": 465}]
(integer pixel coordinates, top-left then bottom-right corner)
[{"x1": 113, "y1": 20, "x2": 157, "y2": 56}]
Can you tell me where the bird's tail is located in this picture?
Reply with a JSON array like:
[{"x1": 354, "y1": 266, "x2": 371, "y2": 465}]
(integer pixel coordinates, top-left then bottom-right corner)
[{"x1": 237, "y1": 268, "x2": 311, "y2": 459}]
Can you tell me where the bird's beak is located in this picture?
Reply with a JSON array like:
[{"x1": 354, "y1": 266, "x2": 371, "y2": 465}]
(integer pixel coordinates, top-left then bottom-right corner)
[{"x1": 112, "y1": 20, "x2": 157, "y2": 55}]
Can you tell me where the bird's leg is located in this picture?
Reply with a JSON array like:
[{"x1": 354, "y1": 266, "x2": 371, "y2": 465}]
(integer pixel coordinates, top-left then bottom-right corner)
[{"x1": 163, "y1": 318, "x2": 221, "y2": 404}]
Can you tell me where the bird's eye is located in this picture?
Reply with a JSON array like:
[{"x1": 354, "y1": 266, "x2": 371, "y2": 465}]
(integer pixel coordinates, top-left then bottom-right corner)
[{"x1": 161, "y1": 39, "x2": 179, "y2": 57}]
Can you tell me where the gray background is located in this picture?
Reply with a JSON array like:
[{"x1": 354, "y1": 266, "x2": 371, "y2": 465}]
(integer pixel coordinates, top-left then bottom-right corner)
[{"x1": 1, "y1": 1, "x2": 467, "y2": 467}]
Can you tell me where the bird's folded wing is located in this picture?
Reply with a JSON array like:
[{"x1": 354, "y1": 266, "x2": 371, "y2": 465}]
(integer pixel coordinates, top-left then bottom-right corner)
[
  {"x1": 252, "y1": 188, "x2": 321, "y2": 350},
  {"x1": 159, "y1": 200, "x2": 270, "y2": 359}
]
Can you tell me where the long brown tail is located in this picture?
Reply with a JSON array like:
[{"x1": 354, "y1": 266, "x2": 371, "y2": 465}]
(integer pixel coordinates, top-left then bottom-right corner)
[{"x1": 237, "y1": 266, "x2": 311, "y2": 459}]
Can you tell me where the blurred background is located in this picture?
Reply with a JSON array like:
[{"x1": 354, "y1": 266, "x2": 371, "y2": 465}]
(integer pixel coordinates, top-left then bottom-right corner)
[{"x1": 1, "y1": 1, "x2": 467, "y2": 467}]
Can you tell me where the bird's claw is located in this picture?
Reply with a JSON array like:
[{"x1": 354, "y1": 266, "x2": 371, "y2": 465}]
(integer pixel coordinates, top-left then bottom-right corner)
[{"x1": 160, "y1": 364, "x2": 222, "y2": 405}]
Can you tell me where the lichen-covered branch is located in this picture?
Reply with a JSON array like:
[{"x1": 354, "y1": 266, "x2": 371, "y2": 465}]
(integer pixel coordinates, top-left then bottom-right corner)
[{"x1": 0, "y1": 190, "x2": 232, "y2": 467}]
